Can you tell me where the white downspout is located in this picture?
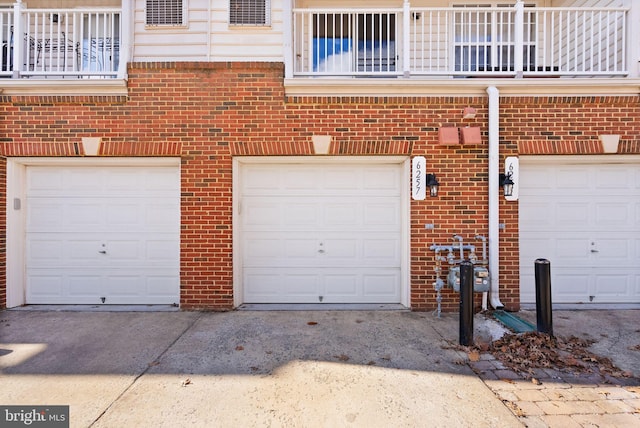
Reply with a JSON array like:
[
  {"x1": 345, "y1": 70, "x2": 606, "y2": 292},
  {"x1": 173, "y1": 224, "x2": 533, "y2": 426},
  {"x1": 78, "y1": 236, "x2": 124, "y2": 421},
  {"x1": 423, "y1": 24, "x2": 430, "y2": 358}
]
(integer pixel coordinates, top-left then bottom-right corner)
[{"x1": 487, "y1": 86, "x2": 504, "y2": 309}]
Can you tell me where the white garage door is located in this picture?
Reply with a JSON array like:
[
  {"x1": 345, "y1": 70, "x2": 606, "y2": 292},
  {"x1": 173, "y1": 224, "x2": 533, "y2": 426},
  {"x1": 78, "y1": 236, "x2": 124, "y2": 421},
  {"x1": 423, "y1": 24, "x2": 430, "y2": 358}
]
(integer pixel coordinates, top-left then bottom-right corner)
[
  {"x1": 519, "y1": 157, "x2": 640, "y2": 304},
  {"x1": 26, "y1": 166, "x2": 180, "y2": 305},
  {"x1": 239, "y1": 161, "x2": 405, "y2": 304}
]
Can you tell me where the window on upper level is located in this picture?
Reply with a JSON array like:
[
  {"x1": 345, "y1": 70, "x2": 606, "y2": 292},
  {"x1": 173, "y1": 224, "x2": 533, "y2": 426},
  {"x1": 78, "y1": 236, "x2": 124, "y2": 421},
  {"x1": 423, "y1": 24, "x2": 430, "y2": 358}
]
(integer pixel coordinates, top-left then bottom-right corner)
[
  {"x1": 146, "y1": 0, "x2": 187, "y2": 27},
  {"x1": 230, "y1": 0, "x2": 271, "y2": 27},
  {"x1": 311, "y1": 12, "x2": 396, "y2": 73}
]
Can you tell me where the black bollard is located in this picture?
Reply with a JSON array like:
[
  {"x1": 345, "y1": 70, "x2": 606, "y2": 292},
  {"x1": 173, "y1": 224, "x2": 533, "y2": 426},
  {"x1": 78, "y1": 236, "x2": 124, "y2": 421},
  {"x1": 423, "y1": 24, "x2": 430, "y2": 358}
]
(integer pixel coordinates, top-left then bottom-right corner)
[
  {"x1": 534, "y1": 258, "x2": 553, "y2": 336},
  {"x1": 459, "y1": 260, "x2": 474, "y2": 346}
]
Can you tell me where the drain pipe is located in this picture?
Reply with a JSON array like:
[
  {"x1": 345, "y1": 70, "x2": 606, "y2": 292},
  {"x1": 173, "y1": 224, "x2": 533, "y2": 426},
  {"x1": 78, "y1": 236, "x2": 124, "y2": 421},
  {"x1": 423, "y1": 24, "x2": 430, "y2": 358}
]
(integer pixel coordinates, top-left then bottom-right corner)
[{"x1": 487, "y1": 86, "x2": 505, "y2": 309}]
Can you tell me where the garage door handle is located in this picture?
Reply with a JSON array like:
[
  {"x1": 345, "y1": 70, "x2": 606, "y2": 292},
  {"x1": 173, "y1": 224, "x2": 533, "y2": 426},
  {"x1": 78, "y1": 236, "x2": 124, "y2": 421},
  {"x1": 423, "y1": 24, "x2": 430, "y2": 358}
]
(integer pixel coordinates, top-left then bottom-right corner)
[
  {"x1": 99, "y1": 250, "x2": 107, "y2": 254},
  {"x1": 590, "y1": 249, "x2": 599, "y2": 253}
]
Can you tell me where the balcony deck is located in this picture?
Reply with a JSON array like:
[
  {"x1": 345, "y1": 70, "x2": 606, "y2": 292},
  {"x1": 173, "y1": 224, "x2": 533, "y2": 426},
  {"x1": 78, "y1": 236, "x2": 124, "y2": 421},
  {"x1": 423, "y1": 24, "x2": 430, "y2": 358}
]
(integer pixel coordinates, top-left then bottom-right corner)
[
  {"x1": 1, "y1": 6, "x2": 122, "y2": 80},
  {"x1": 0, "y1": 2, "x2": 635, "y2": 93},
  {"x1": 290, "y1": 4, "x2": 630, "y2": 80}
]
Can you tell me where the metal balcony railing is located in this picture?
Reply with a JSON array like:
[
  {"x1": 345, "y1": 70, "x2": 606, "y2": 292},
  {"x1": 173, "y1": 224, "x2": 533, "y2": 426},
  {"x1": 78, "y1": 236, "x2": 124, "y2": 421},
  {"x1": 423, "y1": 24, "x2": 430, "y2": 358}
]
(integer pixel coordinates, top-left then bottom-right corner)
[
  {"x1": 291, "y1": 3, "x2": 629, "y2": 78},
  {"x1": 1, "y1": 5, "x2": 122, "y2": 79}
]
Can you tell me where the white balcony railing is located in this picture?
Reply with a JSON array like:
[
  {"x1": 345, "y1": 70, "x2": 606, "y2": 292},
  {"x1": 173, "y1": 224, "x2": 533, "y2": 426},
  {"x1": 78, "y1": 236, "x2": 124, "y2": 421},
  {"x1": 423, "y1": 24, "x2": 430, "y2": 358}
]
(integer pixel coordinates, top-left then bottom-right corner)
[
  {"x1": 291, "y1": 4, "x2": 629, "y2": 78},
  {"x1": 1, "y1": 5, "x2": 122, "y2": 79}
]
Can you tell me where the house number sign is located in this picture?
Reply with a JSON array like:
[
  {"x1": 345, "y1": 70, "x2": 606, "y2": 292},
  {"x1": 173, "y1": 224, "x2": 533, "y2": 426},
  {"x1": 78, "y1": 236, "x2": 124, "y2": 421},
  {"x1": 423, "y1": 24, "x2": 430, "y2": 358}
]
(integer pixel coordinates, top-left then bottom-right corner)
[{"x1": 412, "y1": 156, "x2": 426, "y2": 200}]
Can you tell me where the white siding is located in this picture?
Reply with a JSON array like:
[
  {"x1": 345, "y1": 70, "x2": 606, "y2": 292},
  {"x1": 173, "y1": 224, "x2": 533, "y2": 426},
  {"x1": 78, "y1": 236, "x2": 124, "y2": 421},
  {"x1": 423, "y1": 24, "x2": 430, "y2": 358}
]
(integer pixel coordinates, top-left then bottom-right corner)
[
  {"x1": 133, "y1": 0, "x2": 285, "y2": 62},
  {"x1": 133, "y1": 0, "x2": 210, "y2": 61}
]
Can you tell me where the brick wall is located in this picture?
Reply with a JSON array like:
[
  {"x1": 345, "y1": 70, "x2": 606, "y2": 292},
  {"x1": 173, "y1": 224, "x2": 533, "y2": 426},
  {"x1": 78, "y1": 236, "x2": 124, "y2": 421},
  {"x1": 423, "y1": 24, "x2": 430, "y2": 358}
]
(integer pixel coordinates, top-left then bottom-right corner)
[{"x1": 1, "y1": 62, "x2": 639, "y2": 311}]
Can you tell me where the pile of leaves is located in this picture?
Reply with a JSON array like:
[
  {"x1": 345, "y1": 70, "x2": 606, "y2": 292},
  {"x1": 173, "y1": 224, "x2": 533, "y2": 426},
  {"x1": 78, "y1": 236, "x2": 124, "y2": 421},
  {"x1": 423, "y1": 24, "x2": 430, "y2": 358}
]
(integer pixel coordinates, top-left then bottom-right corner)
[{"x1": 484, "y1": 331, "x2": 634, "y2": 379}]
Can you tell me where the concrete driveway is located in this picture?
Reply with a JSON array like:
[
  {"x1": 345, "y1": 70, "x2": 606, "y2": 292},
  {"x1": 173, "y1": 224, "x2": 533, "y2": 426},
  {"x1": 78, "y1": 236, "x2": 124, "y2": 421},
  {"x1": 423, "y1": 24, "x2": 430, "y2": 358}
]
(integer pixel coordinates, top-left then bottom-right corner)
[{"x1": 1, "y1": 308, "x2": 638, "y2": 427}]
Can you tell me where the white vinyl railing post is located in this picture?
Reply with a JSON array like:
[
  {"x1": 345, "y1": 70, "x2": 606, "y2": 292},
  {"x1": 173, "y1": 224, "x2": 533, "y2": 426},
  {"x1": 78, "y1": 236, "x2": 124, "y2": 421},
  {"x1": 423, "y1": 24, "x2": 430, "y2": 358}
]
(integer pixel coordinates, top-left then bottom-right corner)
[
  {"x1": 402, "y1": 0, "x2": 410, "y2": 77},
  {"x1": 282, "y1": 0, "x2": 293, "y2": 78},
  {"x1": 12, "y1": 1, "x2": 23, "y2": 78},
  {"x1": 514, "y1": 0, "x2": 524, "y2": 77}
]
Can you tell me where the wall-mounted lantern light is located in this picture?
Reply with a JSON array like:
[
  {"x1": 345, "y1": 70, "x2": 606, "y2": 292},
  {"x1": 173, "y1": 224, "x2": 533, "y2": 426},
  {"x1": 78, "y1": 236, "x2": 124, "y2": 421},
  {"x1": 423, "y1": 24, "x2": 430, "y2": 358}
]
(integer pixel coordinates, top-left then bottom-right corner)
[
  {"x1": 426, "y1": 174, "x2": 440, "y2": 197},
  {"x1": 499, "y1": 172, "x2": 514, "y2": 197}
]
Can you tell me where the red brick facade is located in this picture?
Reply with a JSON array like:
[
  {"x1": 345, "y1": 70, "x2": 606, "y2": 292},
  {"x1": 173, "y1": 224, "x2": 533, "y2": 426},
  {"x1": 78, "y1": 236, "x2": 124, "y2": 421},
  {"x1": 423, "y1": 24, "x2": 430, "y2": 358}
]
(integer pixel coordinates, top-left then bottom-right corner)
[{"x1": 1, "y1": 62, "x2": 639, "y2": 311}]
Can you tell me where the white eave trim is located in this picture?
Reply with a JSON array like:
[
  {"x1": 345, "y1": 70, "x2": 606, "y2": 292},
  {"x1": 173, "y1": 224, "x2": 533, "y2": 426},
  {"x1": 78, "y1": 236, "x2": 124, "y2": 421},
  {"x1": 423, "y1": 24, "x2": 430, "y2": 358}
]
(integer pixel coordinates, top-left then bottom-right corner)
[
  {"x1": 0, "y1": 79, "x2": 128, "y2": 97},
  {"x1": 284, "y1": 78, "x2": 640, "y2": 97}
]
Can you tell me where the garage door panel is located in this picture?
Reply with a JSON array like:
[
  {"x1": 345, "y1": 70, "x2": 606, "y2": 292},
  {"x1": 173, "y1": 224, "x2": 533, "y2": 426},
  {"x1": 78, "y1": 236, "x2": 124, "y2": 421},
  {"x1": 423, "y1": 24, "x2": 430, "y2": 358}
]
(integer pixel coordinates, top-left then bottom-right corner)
[
  {"x1": 324, "y1": 239, "x2": 357, "y2": 260},
  {"x1": 28, "y1": 240, "x2": 64, "y2": 263},
  {"x1": 146, "y1": 240, "x2": 181, "y2": 261},
  {"x1": 520, "y1": 160, "x2": 640, "y2": 304},
  {"x1": 245, "y1": 237, "x2": 314, "y2": 265},
  {"x1": 554, "y1": 272, "x2": 591, "y2": 300},
  {"x1": 556, "y1": 202, "x2": 590, "y2": 225},
  {"x1": 241, "y1": 162, "x2": 404, "y2": 304},
  {"x1": 519, "y1": 201, "x2": 553, "y2": 227},
  {"x1": 68, "y1": 240, "x2": 105, "y2": 261},
  {"x1": 244, "y1": 273, "x2": 282, "y2": 297},
  {"x1": 68, "y1": 275, "x2": 102, "y2": 298},
  {"x1": 284, "y1": 203, "x2": 321, "y2": 227},
  {"x1": 284, "y1": 169, "x2": 321, "y2": 190},
  {"x1": 363, "y1": 273, "x2": 400, "y2": 297},
  {"x1": 26, "y1": 165, "x2": 180, "y2": 305},
  {"x1": 285, "y1": 239, "x2": 320, "y2": 261},
  {"x1": 28, "y1": 169, "x2": 64, "y2": 192},
  {"x1": 557, "y1": 169, "x2": 589, "y2": 189},
  {"x1": 146, "y1": 203, "x2": 180, "y2": 227},
  {"x1": 28, "y1": 275, "x2": 64, "y2": 300},
  {"x1": 364, "y1": 167, "x2": 400, "y2": 191},
  {"x1": 594, "y1": 273, "x2": 631, "y2": 297},
  {"x1": 244, "y1": 201, "x2": 285, "y2": 227},
  {"x1": 323, "y1": 168, "x2": 360, "y2": 190},
  {"x1": 107, "y1": 204, "x2": 139, "y2": 225},
  {"x1": 243, "y1": 166, "x2": 281, "y2": 191},
  {"x1": 324, "y1": 202, "x2": 359, "y2": 226},
  {"x1": 595, "y1": 238, "x2": 632, "y2": 262},
  {"x1": 595, "y1": 203, "x2": 630, "y2": 225},
  {"x1": 555, "y1": 239, "x2": 591, "y2": 262},
  {"x1": 283, "y1": 275, "x2": 322, "y2": 296},
  {"x1": 324, "y1": 275, "x2": 358, "y2": 297},
  {"x1": 595, "y1": 169, "x2": 630, "y2": 190},
  {"x1": 363, "y1": 238, "x2": 400, "y2": 261},
  {"x1": 364, "y1": 202, "x2": 400, "y2": 227}
]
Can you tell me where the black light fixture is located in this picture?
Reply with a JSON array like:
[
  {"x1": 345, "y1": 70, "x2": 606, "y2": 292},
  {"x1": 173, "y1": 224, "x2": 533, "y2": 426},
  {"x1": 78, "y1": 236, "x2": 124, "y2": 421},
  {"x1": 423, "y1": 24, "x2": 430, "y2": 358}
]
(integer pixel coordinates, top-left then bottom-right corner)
[
  {"x1": 426, "y1": 174, "x2": 440, "y2": 197},
  {"x1": 499, "y1": 172, "x2": 514, "y2": 197}
]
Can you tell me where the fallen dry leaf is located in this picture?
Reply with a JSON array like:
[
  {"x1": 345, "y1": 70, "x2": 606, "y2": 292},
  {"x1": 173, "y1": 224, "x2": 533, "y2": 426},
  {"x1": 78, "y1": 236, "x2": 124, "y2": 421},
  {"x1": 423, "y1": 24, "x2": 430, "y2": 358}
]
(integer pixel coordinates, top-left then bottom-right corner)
[
  {"x1": 307, "y1": 321, "x2": 318, "y2": 326},
  {"x1": 334, "y1": 354, "x2": 350, "y2": 362},
  {"x1": 486, "y1": 330, "x2": 632, "y2": 380},
  {"x1": 531, "y1": 378, "x2": 542, "y2": 385},
  {"x1": 468, "y1": 350, "x2": 481, "y2": 362},
  {"x1": 235, "y1": 345, "x2": 244, "y2": 351},
  {"x1": 181, "y1": 378, "x2": 192, "y2": 387}
]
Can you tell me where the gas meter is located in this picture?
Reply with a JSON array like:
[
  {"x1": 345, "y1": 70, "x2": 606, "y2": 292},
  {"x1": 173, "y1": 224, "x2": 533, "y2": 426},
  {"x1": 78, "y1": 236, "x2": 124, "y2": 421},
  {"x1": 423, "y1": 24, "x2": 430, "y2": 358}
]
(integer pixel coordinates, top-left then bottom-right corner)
[{"x1": 447, "y1": 265, "x2": 490, "y2": 293}]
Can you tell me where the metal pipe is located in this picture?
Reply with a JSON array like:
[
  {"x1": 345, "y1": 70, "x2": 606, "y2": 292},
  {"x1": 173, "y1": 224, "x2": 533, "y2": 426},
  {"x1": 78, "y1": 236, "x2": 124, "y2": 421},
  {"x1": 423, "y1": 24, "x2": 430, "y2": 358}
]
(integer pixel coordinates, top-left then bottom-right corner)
[
  {"x1": 487, "y1": 86, "x2": 505, "y2": 309},
  {"x1": 459, "y1": 260, "x2": 474, "y2": 346},
  {"x1": 453, "y1": 234, "x2": 463, "y2": 261},
  {"x1": 534, "y1": 258, "x2": 553, "y2": 336},
  {"x1": 475, "y1": 235, "x2": 487, "y2": 264},
  {"x1": 476, "y1": 234, "x2": 489, "y2": 311}
]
